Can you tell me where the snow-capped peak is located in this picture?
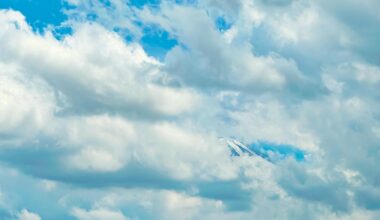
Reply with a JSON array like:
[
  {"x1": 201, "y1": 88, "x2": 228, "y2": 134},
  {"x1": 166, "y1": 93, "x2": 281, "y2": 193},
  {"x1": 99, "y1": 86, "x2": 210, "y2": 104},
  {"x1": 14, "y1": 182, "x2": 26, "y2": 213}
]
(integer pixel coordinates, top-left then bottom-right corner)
[
  {"x1": 224, "y1": 138, "x2": 255, "y2": 156},
  {"x1": 223, "y1": 138, "x2": 307, "y2": 162}
]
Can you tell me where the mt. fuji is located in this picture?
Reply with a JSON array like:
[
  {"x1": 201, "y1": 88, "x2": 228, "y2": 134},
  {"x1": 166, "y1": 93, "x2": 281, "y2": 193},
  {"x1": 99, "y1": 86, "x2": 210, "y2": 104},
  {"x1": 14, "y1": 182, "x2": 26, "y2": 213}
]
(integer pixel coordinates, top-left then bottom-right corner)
[{"x1": 224, "y1": 138, "x2": 306, "y2": 162}]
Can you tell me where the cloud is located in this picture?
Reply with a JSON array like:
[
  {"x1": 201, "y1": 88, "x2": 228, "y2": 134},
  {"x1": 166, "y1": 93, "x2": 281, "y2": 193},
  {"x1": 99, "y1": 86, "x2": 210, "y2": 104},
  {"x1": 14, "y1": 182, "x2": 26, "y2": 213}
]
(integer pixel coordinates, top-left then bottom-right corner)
[
  {"x1": 0, "y1": 62, "x2": 56, "y2": 146},
  {"x1": 1, "y1": 0, "x2": 380, "y2": 219},
  {"x1": 138, "y1": 4, "x2": 317, "y2": 97},
  {"x1": 71, "y1": 207, "x2": 129, "y2": 220},
  {"x1": 0, "y1": 9, "x2": 199, "y2": 118},
  {"x1": 17, "y1": 209, "x2": 41, "y2": 220}
]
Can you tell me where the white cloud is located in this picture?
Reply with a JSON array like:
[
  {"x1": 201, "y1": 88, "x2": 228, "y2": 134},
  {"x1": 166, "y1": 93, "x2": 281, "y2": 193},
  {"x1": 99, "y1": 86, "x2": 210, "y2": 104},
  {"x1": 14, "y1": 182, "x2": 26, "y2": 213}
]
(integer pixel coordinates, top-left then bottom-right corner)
[
  {"x1": 0, "y1": 63, "x2": 56, "y2": 146},
  {"x1": 1, "y1": 0, "x2": 380, "y2": 219},
  {"x1": 17, "y1": 209, "x2": 41, "y2": 220},
  {"x1": 138, "y1": 4, "x2": 304, "y2": 92},
  {"x1": 85, "y1": 189, "x2": 226, "y2": 220},
  {"x1": 71, "y1": 207, "x2": 129, "y2": 220},
  {"x1": 0, "y1": 9, "x2": 199, "y2": 118},
  {"x1": 47, "y1": 114, "x2": 237, "y2": 179}
]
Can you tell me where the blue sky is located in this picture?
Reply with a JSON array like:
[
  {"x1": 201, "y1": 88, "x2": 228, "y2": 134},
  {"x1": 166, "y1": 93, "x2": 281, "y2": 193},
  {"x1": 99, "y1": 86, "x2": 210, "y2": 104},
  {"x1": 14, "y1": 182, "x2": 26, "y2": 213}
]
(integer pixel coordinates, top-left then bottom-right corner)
[
  {"x1": 0, "y1": 0, "x2": 67, "y2": 30},
  {"x1": 1, "y1": 0, "x2": 380, "y2": 220}
]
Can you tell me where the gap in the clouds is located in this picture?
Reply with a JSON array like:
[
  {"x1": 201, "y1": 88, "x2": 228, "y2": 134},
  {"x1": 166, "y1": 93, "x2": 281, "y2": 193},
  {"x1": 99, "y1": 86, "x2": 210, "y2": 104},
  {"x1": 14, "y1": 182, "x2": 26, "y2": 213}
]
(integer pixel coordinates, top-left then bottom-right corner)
[
  {"x1": 129, "y1": 0, "x2": 161, "y2": 8},
  {"x1": 0, "y1": 0, "x2": 67, "y2": 33},
  {"x1": 140, "y1": 25, "x2": 179, "y2": 60},
  {"x1": 98, "y1": 0, "x2": 113, "y2": 7},
  {"x1": 52, "y1": 25, "x2": 74, "y2": 40},
  {"x1": 175, "y1": 0, "x2": 198, "y2": 5},
  {"x1": 114, "y1": 27, "x2": 135, "y2": 43},
  {"x1": 249, "y1": 141, "x2": 306, "y2": 162},
  {"x1": 215, "y1": 16, "x2": 232, "y2": 32}
]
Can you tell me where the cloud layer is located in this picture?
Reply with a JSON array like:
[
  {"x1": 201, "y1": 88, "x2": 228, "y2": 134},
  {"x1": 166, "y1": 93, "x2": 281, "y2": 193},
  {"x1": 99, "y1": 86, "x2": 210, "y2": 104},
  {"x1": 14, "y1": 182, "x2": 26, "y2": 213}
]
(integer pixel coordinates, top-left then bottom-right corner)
[{"x1": 0, "y1": 0, "x2": 380, "y2": 219}]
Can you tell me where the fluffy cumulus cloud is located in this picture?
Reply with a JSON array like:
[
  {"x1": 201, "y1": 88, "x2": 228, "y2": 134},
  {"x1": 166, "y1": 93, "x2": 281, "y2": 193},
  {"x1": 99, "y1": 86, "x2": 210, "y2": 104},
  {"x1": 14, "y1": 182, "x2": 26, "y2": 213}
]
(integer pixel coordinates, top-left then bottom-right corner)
[
  {"x1": 0, "y1": 0, "x2": 380, "y2": 219},
  {"x1": 17, "y1": 210, "x2": 42, "y2": 220},
  {"x1": 71, "y1": 208, "x2": 129, "y2": 220}
]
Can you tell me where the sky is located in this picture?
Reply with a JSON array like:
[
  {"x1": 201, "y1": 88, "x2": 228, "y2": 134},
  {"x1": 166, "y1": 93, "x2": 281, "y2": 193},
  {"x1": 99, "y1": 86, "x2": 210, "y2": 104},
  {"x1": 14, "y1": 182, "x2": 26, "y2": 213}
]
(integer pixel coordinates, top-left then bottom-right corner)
[{"x1": 0, "y1": 0, "x2": 380, "y2": 219}]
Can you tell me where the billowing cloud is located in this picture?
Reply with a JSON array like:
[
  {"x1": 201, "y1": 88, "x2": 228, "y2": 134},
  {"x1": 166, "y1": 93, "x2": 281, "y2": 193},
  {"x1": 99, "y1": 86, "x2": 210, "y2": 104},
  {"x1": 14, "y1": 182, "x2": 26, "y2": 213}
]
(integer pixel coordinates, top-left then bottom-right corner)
[
  {"x1": 16, "y1": 209, "x2": 41, "y2": 220},
  {"x1": 71, "y1": 207, "x2": 129, "y2": 220}
]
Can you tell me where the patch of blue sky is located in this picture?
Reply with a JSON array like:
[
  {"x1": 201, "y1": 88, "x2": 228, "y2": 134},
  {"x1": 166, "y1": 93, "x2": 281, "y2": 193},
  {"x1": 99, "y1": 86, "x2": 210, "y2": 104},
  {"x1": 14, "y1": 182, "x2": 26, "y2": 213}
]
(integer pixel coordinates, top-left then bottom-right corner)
[
  {"x1": 129, "y1": 0, "x2": 161, "y2": 8},
  {"x1": 140, "y1": 25, "x2": 179, "y2": 60},
  {"x1": 98, "y1": 0, "x2": 112, "y2": 7},
  {"x1": 52, "y1": 25, "x2": 73, "y2": 40},
  {"x1": 175, "y1": 0, "x2": 198, "y2": 5},
  {"x1": 0, "y1": 0, "x2": 67, "y2": 33},
  {"x1": 215, "y1": 16, "x2": 232, "y2": 32},
  {"x1": 113, "y1": 27, "x2": 135, "y2": 43},
  {"x1": 248, "y1": 141, "x2": 306, "y2": 162}
]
